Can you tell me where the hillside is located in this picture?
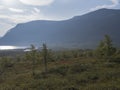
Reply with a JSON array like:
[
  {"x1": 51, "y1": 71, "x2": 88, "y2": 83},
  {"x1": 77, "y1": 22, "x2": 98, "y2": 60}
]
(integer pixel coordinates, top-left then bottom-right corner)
[{"x1": 0, "y1": 8, "x2": 120, "y2": 48}]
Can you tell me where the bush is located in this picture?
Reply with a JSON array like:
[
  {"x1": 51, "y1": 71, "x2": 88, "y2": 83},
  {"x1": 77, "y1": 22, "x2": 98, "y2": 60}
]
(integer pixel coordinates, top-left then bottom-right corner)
[
  {"x1": 68, "y1": 64, "x2": 90, "y2": 74},
  {"x1": 48, "y1": 66, "x2": 69, "y2": 76},
  {"x1": 0, "y1": 57, "x2": 14, "y2": 75},
  {"x1": 109, "y1": 54, "x2": 120, "y2": 63}
]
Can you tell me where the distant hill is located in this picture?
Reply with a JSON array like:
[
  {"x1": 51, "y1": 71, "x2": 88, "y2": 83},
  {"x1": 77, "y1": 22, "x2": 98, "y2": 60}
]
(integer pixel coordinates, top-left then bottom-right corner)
[{"x1": 0, "y1": 8, "x2": 120, "y2": 48}]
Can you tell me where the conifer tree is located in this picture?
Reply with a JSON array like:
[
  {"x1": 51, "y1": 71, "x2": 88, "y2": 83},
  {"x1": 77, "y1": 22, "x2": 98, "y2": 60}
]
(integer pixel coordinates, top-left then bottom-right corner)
[
  {"x1": 30, "y1": 44, "x2": 36, "y2": 76},
  {"x1": 96, "y1": 35, "x2": 116, "y2": 58},
  {"x1": 42, "y1": 43, "x2": 48, "y2": 74}
]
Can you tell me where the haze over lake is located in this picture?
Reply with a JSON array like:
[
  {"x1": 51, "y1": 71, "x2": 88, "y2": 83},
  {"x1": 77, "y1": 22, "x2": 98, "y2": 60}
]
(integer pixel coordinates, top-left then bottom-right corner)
[{"x1": 0, "y1": 46, "x2": 26, "y2": 50}]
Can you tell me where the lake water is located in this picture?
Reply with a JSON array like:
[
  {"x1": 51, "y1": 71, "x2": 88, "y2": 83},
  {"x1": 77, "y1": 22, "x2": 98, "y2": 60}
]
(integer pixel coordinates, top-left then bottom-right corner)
[{"x1": 0, "y1": 46, "x2": 26, "y2": 50}]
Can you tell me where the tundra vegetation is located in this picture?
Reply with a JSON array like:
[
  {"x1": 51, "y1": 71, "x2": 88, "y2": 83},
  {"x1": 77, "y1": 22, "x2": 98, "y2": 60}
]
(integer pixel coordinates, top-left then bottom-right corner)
[{"x1": 0, "y1": 35, "x2": 120, "y2": 90}]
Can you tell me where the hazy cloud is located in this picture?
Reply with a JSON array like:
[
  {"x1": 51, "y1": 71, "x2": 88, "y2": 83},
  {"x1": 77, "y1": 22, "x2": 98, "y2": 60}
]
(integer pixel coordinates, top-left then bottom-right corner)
[
  {"x1": 34, "y1": 8, "x2": 41, "y2": 13},
  {"x1": 111, "y1": 0, "x2": 119, "y2": 4},
  {"x1": 19, "y1": 0, "x2": 54, "y2": 6},
  {"x1": 8, "y1": 8, "x2": 24, "y2": 13},
  {"x1": 90, "y1": 0, "x2": 119, "y2": 11}
]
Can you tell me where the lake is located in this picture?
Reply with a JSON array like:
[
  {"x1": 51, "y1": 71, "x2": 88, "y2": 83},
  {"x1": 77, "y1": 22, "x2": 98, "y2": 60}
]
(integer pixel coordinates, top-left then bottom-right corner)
[{"x1": 0, "y1": 46, "x2": 26, "y2": 50}]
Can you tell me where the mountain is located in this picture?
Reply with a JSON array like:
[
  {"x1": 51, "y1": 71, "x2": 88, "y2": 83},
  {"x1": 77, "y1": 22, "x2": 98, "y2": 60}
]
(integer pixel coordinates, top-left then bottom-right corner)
[{"x1": 0, "y1": 8, "x2": 120, "y2": 48}]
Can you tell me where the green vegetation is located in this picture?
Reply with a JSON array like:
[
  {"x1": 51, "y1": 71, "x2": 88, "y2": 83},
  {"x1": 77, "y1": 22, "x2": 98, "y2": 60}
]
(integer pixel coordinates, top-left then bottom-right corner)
[
  {"x1": 95, "y1": 35, "x2": 116, "y2": 58},
  {"x1": 0, "y1": 35, "x2": 120, "y2": 90}
]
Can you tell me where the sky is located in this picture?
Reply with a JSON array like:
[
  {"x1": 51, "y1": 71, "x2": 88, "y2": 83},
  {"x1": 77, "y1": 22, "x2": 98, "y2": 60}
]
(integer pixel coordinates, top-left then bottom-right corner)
[{"x1": 0, "y1": 0, "x2": 120, "y2": 37}]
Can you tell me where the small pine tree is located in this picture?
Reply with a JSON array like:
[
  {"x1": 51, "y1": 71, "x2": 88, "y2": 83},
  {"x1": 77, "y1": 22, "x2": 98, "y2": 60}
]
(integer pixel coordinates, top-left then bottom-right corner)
[
  {"x1": 42, "y1": 43, "x2": 48, "y2": 74},
  {"x1": 30, "y1": 44, "x2": 36, "y2": 76},
  {"x1": 96, "y1": 35, "x2": 116, "y2": 58}
]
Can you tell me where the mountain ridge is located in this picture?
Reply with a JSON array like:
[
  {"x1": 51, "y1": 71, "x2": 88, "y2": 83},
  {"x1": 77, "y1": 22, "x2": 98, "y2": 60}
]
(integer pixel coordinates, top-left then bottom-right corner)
[{"x1": 0, "y1": 8, "x2": 120, "y2": 48}]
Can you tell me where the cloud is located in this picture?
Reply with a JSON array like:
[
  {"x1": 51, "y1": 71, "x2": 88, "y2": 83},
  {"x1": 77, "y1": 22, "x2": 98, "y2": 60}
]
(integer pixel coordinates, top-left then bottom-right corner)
[
  {"x1": 0, "y1": 5, "x2": 4, "y2": 9},
  {"x1": 90, "y1": 4, "x2": 113, "y2": 11},
  {"x1": 19, "y1": 0, "x2": 54, "y2": 6},
  {"x1": 0, "y1": 8, "x2": 47, "y2": 24},
  {"x1": 90, "y1": 0, "x2": 119, "y2": 11},
  {"x1": 7, "y1": 12, "x2": 47, "y2": 23},
  {"x1": 8, "y1": 8, "x2": 24, "y2": 13},
  {"x1": 33, "y1": 8, "x2": 40, "y2": 13},
  {"x1": 111, "y1": 0, "x2": 119, "y2": 4}
]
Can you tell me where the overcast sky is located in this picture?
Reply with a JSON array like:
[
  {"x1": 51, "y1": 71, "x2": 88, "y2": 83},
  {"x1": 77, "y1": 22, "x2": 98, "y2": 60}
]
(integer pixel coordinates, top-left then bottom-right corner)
[{"x1": 0, "y1": 0, "x2": 120, "y2": 37}]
